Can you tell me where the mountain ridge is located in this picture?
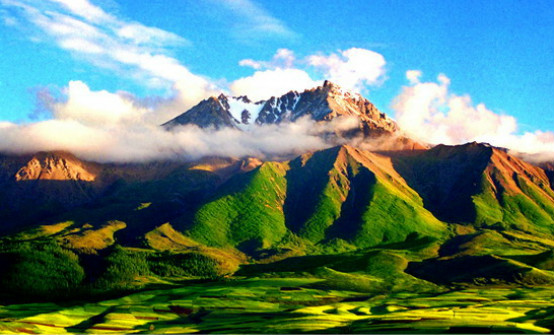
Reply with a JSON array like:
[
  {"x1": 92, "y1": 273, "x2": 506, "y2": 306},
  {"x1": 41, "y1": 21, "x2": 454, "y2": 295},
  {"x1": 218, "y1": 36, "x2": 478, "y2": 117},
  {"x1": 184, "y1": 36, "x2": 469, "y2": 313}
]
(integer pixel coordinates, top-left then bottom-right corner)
[
  {"x1": 163, "y1": 81, "x2": 399, "y2": 136},
  {"x1": 2, "y1": 141, "x2": 552, "y2": 249}
]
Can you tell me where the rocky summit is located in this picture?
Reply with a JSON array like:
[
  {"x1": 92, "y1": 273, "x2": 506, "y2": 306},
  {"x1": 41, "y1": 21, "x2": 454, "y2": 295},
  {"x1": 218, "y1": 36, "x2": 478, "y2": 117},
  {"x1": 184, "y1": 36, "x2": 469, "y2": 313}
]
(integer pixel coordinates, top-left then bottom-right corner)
[{"x1": 163, "y1": 81, "x2": 398, "y2": 137}]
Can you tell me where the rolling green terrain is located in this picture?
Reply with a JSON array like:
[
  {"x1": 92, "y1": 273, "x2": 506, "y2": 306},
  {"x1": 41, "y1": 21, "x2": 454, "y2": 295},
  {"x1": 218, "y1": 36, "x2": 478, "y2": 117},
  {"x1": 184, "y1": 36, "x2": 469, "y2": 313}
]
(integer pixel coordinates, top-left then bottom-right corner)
[
  {"x1": 1, "y1": 143, "x2": 554, "y2": 333},
  {"x1": 1, "y1": 279, "x2": 554, "y2": 334}
]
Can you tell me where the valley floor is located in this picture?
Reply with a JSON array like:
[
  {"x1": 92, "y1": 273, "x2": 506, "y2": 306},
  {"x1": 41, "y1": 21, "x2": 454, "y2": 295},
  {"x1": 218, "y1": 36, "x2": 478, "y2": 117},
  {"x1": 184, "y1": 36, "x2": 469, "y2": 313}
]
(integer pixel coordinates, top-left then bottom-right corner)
[{"x1": 1, "y1": 278, "x2": 553, "y2": 334}]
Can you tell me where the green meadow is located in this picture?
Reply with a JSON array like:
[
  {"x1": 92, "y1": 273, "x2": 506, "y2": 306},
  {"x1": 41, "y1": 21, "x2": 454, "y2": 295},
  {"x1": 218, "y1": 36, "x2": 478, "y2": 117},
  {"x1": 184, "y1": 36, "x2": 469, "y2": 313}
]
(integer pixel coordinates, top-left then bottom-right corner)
[{"x1": 1, "y1": 278, "x2": 553, "y2": 334}]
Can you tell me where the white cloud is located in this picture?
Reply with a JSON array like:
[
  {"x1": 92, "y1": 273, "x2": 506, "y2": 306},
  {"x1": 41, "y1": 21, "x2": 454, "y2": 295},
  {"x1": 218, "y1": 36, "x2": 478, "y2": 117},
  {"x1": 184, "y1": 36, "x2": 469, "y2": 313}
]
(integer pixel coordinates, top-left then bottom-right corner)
[
  {"x1": 307, "y1": 48, "x2": 387, "y2": 91},
  {"x1": 0, "y1": 77, "x2": 365, "y2": 163},
  {"x1": 230, "y1": 68, "x2": 319, "y2": 101},
  {"x1": 238, "y1": 59, "x2": 262, "y2": 70},
  {"x1": 393, "y1": 71, "x2": 554, "y2": 160},
  {"x1": 59, "y1": 37, "x2": 104, "y2": 54},
  {"x1": 47, "y1": 0, "x2": 112, "y2": 23},
  {"x1": 233, "y1": 47, "x2": 388, "y2": 100},
  {"x1": 214, "y1": 0, "x2": 297, "y2": 40},
  {"x1": 239, "y1": 48, "x2": 296, "y2": 70},
  {"x1": 406, "y1": 70, "x2": 422, "y2": 84},
  {"x1": 51, "y1": 81, "x2": 150, "y2": 126},
  {"x1": 116, "y1": 23, "x2": 188, "y2": 48},
  {"x1": 1, "y1": 0, "x2": 213, "y2": 112},
  {"x1": 0, "y1": 115, "x2": 339, "y2": 163}
]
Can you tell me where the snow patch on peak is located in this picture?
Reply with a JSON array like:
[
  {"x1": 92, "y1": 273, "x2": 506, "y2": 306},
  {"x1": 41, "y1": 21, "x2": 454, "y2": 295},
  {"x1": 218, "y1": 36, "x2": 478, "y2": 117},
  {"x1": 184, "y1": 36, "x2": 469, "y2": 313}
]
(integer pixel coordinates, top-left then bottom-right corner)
[
  {"x1": 227, "y1": 96, "x2": 265, "y2": 130},
  {"x1": 323, "y1": 80, "x2": 363, "y2": 101}
]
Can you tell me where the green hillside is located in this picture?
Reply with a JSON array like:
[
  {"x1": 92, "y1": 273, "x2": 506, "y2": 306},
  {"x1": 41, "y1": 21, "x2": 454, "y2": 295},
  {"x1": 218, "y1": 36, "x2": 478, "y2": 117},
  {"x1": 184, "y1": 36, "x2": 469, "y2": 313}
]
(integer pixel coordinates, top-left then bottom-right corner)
[
  {"x1": 187, "y1": 161, "x2": 289, "y2": 251},
  {"x1": 393, "y1": 142, "x2": 554, "y2": 237},
  {"x1": 182, "y1": 146, "x2": 446, "y2": 254},
  {"x1": 0, "y1": 143, "x2": 554, "y2": 308}
]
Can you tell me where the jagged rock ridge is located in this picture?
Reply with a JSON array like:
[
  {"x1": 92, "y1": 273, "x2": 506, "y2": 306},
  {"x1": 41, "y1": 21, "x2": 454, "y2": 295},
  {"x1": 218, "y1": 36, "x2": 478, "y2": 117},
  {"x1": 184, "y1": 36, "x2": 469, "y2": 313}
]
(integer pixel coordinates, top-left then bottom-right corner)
[{"x1": 163, "y1": 81, "x2": 398, "y2": 137}]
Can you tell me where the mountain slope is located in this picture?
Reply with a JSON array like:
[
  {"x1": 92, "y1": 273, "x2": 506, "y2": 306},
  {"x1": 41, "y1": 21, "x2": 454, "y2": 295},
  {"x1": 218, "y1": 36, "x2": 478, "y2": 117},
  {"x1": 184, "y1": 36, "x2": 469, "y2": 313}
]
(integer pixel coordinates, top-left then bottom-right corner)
[
  {"x1": 185, "y1": 161, "x2": 290, "y2": 252},
  {"x1": 0, "y1": 152, "x2": 103, "y2": 232},
  {"x1": 1, "y1": 142, "x2": 554, "y2": 297},
  {"x1": 162, "y1": 94, "x2": 242, "y2": 130},
  {"x1": 540, "y1": 161, "x2": 554, "y2": 190},
  {"x1": 392, "y1": 142, "x2": 554, "y2": 235},
  {"x1": 182, "y1": 145, "x2": 446, "y2": 253},
  {"x1": 162, "y1": 81, "x2": 401, "y2": 138},
  {"x1": 285, "y1": 146, "x2": 445, "y2": 248},
  {"x1": 0, "y1": 152, "x2": 253, "y2": 234}
]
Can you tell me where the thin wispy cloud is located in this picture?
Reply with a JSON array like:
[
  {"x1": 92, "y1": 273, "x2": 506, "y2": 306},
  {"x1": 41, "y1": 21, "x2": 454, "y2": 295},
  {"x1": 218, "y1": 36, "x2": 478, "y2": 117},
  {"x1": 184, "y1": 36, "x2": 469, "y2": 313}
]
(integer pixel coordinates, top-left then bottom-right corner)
[
  {"x1": 212, "y1": 0, "x2": 298, "y2": 41},
  {"x1": 1, "y1": 0, "x2": 216, "y2": 111}
]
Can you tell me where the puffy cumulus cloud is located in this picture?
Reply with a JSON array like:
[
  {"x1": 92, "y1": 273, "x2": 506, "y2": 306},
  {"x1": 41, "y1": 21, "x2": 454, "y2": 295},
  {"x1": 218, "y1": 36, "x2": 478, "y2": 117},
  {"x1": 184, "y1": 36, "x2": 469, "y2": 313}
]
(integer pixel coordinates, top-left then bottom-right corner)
[
  {"x1": 51, "y1": 81, "x2": 149, "y2": 126},
  {"x1": 230, "y1": 68, "x2": 320, "y2": 102},
  {"x1": 500, "y1": 130, "x2": 554, "y2": 163},
  {"x1": 393, "y1": 71, "x2": 554, "y2": 161},
  {"x1": 232, "y1": 47, "x2": 387, "y2": 100},
  {"x1": 307, "y1": 48, "x2": 387, "y2": 91},
  {"x1": 35, "y1": 80, "x2": 204, "y2": 127}
]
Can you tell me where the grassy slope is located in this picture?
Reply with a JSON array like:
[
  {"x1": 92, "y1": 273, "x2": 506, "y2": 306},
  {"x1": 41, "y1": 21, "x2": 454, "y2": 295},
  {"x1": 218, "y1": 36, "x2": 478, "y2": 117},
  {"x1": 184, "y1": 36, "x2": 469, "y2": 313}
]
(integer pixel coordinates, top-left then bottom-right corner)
[
  {"x1": 187, "y1": 162, "x2": 289, "y2": 250},
  {"x1": 320, "y1": 147, "x2": 446, "y2": 248},
  {"x1": 186, "y1": 146, "x2": 446, "y2": 254},
  {"x1": 472, "y1": 151, "x2": 554, "y2": 236},
  {"x1": 394, "y1": 143, "x2": 554, "y2": 238}
]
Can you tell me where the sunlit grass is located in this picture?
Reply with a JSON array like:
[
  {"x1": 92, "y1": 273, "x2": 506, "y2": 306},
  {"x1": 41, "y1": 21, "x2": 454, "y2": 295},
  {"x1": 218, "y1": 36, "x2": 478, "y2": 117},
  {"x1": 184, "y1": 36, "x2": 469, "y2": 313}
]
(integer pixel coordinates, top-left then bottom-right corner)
[{"x1": 1, "y1": 279, "x2": 553, "y2": 334}]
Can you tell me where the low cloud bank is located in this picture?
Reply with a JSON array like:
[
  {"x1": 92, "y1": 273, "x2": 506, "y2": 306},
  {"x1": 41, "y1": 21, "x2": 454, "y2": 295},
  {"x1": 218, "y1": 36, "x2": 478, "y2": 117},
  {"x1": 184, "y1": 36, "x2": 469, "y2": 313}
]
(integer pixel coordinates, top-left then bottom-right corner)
[
  {"x1": 1, "y1": 76, "x2": 552, "y2": 164},
  {"x1": 0, "y1": 81, "x2": 361, "y2": 162},
  {"x1": 0, "y1": 117, "x2": 360, "y2": 163}
]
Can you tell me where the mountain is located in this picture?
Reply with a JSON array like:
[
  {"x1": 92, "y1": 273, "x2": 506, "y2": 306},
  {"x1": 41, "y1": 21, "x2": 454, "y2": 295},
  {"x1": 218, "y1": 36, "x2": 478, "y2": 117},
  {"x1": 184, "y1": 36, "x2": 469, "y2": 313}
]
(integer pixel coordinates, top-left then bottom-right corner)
[
  {"x1": 0, "y1": 152, "x2": 256, "y2": 234},
  {"x1": 392, "y1": 142, "x2": 554, "y2": 235},
  {"x1": 0, "y1": 141, "x2": 554, "y2": 308},
  {"x1": 2, "y1": 80, "x2": 554, "y2": 311},
  {"x1": 181, "y1": 145, "x2": 445, "y2": 254},
  {"x1": 2, "y1": 143, "x2": 552, "y2": 256},
  {"x1": 161, "y1": 94, "x2": 243, "y2": 130},
  {"x1": 163, "y1": 81, "x2": 405, "y2": 141},
  {"x1": 14, "y1": 151, "x2": 98, "y2": 182},
  {"x1": 0, "y1": 152, "x2": 104, "y2": 232}
]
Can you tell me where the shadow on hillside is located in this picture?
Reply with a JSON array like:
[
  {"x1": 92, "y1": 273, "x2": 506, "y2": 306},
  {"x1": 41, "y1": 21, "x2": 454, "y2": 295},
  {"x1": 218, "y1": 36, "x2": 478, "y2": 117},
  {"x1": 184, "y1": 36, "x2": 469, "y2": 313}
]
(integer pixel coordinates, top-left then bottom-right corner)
[
  {"x1": 388, "y1": 146, "x2": 493, "y2": 224},
  {"x1": 324, "y1": 166, "x2": 376, "y2": 241},
  {"x1": 282, "y1": 147, "x2": 341, "y2": 233}
]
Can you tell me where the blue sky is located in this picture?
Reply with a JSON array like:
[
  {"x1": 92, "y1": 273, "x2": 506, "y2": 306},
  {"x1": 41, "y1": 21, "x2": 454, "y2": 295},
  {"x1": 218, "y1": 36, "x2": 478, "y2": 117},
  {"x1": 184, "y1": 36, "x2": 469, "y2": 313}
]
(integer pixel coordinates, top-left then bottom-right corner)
[{"x1": 0, "y1": 0, "x2": 553, "y2": 160}]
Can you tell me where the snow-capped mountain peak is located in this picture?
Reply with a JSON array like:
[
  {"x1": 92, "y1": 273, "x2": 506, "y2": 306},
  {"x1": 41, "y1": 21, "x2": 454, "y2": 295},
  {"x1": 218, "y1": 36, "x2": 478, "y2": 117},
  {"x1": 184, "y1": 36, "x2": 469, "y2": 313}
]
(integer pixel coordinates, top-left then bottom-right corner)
[{"x1": 163, "y1": 81, "x2": 398, "y2": 137}]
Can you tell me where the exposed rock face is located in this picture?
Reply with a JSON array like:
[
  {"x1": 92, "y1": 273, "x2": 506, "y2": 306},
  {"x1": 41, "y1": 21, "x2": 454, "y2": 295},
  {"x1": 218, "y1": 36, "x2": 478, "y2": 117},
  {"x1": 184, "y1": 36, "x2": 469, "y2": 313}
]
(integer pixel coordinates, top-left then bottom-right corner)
[
  {"x1": 258, "y1": 81, "x2": 398, "y2": 135},
  {"x1": 15, "y1": 151, "x2": 97, "y2": 182},
  {"x1": 162, "y1": 81, "x2": 398, "y2": 138},
  {"x1": 162, "y1": 94, "x2": 241, "y2": 130}
]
